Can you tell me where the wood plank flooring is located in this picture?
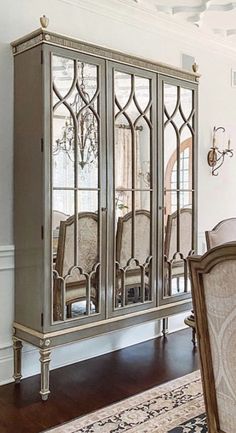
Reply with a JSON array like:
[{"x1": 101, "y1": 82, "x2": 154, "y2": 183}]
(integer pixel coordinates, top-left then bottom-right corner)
[{"x1": 0, "y1": 329, "x2": 199, "y2": 433}]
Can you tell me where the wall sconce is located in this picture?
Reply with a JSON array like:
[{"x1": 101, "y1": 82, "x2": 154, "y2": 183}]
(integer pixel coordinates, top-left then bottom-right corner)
[{"x1": 207, "y1": 126, "x2": 233, "y2": 176}]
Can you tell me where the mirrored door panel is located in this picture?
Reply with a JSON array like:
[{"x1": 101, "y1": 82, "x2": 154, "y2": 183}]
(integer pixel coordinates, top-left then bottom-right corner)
[
  {"x1": 51, "y1": 52, "x2": 106, "y2": 323},
  {"x1": 108, "y1": 64, "x2": 157, "y2": 316},
  {"x1": 161, "y1": 78, "x2": 197, "y2": 300}
]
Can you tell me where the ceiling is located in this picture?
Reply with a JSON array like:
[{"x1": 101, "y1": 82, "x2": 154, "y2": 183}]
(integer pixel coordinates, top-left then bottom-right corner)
[{"x1": 125, "y1": 0, "x2": 236, "y2": 39}]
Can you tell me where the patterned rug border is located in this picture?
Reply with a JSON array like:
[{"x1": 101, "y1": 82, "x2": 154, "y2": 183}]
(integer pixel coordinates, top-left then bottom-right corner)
[{"x1": 43, "y1": 370, "x2": 203, "y2": 433}]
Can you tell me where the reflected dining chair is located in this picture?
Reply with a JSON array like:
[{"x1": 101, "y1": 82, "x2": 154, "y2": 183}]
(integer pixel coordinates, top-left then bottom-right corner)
[
  {"x1": 164, "y1": 207, "x2": 193, "y2": 294},
  {"x1": 53, "y1": 212, "x2": 99, "y2": 321},
  {"x1": 164, "y1": 208, "x2": 193, "y2": 337},
  {"x1": 189, "y1": 243, "x2": 236, "y2": 433},
  {"x1": 52, "y1": 210, "x2": 69, "y2": 231},
  {"x1": 52, "y1": 210, "x2": 69, "y2": 257},
  {"x1": 115, "y1": 209, "x2": 151, "y2": 307}
]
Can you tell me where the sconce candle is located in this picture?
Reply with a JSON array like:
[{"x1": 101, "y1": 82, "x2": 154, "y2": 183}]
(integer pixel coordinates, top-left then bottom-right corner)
[{"x1": 207, "y1": 126, "x2": 234, "y2": 176}]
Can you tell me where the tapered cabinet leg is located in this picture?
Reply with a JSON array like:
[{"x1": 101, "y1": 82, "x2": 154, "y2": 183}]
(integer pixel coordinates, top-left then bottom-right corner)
[
  {"x1": 13, "y1": 337, "x2": 23, "y2": 383},
  {"x1": 39, "y1": 348, "x2": 51, "y2": 401},
  {"x1": 162, "y1": 318, "x2": 169, "y2": 337}
]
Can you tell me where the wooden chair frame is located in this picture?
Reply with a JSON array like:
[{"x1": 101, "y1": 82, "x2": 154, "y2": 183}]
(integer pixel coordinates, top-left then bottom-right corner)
[{"x1": 188, "y1": 242, "x2": 236, "y2": 433}]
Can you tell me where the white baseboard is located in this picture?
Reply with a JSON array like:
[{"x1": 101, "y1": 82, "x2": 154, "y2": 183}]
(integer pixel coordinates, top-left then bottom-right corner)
[
  {"x1": 0, "y1": 245, "x2": 188, "y2": 386},
  {"x1": 0, "y1": 245, "x2": 14, "y2": 271},
  {"x1": 0, "y1": 345, "x2": 14, "y2": 385}
]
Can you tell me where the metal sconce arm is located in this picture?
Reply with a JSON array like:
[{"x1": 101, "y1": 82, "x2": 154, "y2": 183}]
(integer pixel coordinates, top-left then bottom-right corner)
[{"x1": 207, "y1": 126, "x2": 233, "y2": 176}]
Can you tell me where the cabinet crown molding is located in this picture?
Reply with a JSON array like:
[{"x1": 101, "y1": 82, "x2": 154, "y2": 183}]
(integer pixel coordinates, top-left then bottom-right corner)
[{"x1": 11, "y1": 28, "x2": 199, "y2": 83}]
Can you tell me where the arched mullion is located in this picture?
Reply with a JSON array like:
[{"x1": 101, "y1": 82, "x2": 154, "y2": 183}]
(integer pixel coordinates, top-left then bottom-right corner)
[{"x1": 53, "y1": 60, "x2": 78, "y2": 112}]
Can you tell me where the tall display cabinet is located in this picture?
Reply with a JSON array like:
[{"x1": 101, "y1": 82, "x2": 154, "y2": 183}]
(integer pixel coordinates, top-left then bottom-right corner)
[{"x1": 12, "y1": 20, "x2": 199, "y2": 400}]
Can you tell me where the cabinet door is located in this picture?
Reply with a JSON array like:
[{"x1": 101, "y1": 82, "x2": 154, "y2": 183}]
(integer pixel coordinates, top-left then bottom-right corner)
[
  {"x1": 44, "y1": 47, "x2": 107, "y2": 326},
  {"x1": 159, "y1": 76, "x2": 198, "y2": 304},
  {"x1": 107, "y1": 62, "x2": 157, "y2": 317}
]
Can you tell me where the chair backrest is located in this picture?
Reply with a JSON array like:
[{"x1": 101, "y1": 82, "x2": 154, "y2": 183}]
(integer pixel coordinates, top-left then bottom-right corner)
[
  {"x1": 205, "y1": 218, "x2": 236, "y2": 250},
  {"x1": 164, "y1": 208, "x2": 192, "y2": 260},
  {"x1": 189, "y1": 243, "x2": 236, "y2": 433},
  {"x1": 116, "y1": 210, "x2": 150, "y2": 267},
  {"x1": 52, "y1": 210, "x2": 69, "y2": 231},
  {"x1": 55, "y1": 212, "x2": 98, "y2": 281}
]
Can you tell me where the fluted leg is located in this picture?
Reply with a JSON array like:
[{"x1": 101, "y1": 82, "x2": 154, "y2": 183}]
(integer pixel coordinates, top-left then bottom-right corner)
[
  {"x1": 13, "y1": 337, "x2": 23, "y2": 383},
  {"x1": 39, "y1": 348, "x2": 51, "y2": 401}
]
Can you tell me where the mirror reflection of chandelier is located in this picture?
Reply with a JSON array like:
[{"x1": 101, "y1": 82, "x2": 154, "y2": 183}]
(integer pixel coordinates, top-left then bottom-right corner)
[
  {"x1": 53, "y1": 63, "x2": 98, "y2": 169},
  {"x1": 138, "y1": 161, "x2": 150, "y2": 187}
]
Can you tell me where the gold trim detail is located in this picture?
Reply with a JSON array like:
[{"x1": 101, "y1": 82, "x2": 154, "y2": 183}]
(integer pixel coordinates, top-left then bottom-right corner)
[
  {"x1": 40, "y1": 15, "x2": 49, "y2": 29},
  {"x1": 11, "y1": 29, "x2": 199, "y2": 83}
]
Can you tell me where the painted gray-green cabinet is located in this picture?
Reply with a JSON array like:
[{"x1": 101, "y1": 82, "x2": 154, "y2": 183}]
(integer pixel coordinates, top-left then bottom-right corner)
[{"x1": 12, "y1": 27, "x2": 198, "y2": 400}]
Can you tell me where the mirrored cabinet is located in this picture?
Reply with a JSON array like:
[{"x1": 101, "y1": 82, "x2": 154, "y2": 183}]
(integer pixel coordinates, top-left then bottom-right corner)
[{"x1": 12, "y1": 26, "x2": 198, "y2": 400}]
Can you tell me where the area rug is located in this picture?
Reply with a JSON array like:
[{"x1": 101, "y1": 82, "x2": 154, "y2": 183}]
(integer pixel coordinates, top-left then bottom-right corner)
[{"x1": 46, "y1": 370, "x2": 207, "y2": 433}]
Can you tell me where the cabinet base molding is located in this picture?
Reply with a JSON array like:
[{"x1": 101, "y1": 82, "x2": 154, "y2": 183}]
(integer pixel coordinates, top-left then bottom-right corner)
[{"x1": 13, "y1": 300, "x2": 192, "y2": 400}]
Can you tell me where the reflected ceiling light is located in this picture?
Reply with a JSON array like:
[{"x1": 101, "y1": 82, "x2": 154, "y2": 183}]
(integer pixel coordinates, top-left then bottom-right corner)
[{"x1": 53, "y1": 63, "x2": 98, "y2": 170}]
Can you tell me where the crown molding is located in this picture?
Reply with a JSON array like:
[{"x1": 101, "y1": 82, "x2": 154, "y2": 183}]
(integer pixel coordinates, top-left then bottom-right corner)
[
  {"x1": 156, "y1": 0, "x2": 236, "y2": 29},
  {"x1": 213, "y1": 28, "x2": 236, "y2": 37},
  {"x1": 56, "y1": 0, "x2": 236, "y2": 58},
  {"x1": 156, "y1": 0, "x2": 210, "y2": 26}
]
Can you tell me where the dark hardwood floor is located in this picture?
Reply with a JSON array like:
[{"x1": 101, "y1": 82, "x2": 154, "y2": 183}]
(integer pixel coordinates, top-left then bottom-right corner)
[{"x1": 0, "y1": 329, "x2": 199, "y2": 433}]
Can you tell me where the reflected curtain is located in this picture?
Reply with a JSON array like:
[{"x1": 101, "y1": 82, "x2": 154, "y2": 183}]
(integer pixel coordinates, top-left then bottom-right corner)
[{"x1": 115, "y1": 127, "x2": 141, "y2": 217}]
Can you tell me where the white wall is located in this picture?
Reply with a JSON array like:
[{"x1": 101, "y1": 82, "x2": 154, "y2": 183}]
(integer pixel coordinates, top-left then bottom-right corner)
[{"x1": 1, "y1": 0, "x2": 236, "y2": 383}]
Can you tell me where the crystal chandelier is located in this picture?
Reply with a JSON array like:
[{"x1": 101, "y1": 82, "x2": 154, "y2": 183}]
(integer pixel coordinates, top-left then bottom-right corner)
[
  {"x1": 138, "y1": 161, "x2": 150, "y2": 187},
  {"x1": 53, "y1": 63, "x2": 98, "y2": 169}
]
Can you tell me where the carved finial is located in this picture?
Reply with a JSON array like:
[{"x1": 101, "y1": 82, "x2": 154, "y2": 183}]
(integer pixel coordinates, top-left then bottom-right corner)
[
  {"x1": 192, "y1": 62, "x2": 199, "y2": 73},
  {"x1": 40, "y1": 15, "x2": 49, "y2": 29}
]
